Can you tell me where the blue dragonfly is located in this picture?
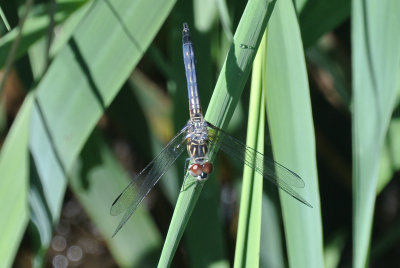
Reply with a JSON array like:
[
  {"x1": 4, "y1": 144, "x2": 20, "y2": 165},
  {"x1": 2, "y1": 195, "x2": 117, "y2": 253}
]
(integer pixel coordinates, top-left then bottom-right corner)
[{"x1": 110, "y1": 23, "x2": 312, "y2": 237}]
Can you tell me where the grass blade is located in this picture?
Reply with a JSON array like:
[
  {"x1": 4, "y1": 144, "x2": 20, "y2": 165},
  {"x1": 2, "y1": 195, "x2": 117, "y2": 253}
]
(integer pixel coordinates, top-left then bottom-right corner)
[
  {"x1": 233, "y1": 31, "x2": 266, "y2": 268},
  {"x1": 0, "y1": 6, "x2": 11, "y2": 31},
  {"x1": 0, "y1": 94, "x2": 33, "y2": 268},
  {"x1": 265, "y1": 0, "x2": 324, "y2": 266},
  {"x1": 0, "y1": 1, "x2": 86, "y2": 69},
  {"x1": 27, "y1": 0, "x2": 176, "y2": 263},
  {"x1": 351, "y1": 1, "x2": 400, "y2": 266},
  {"x1": 69, "y1": 131, "x2": 161, "y2": 267}
]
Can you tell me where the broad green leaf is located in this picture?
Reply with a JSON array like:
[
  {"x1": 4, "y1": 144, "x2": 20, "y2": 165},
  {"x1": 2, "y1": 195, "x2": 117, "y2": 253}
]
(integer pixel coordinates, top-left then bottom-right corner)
[
  {"x1": 28, "y1": 1, "x2": 92, "y2": 79},
  {"x1": 293, "y1": 0, "x2": 308, "y2": 11},
  {"x1": 0, "y1": 1, "x2": 87, "y2": 69},
  {"x1": 351, "y1": 1, "x2": 400, "y2": 267},
  {"x1": 27, "y1": 0, "x2": 176, "y2": 263},
  {"x1": 265, "y1": 0, "x2": 324, "y2": 267},
  {"x1": 158, "y1": 0, "x2": 277, "y2": 266},
  {"x1": 0, "y1": 93, "x2": 33, "y2": 268},
  {"x1": 260, "y1": 187, "x2": 285, "y2": 268},
  {"x1": 69, "y1": 131, "x2": 161, "y2": 267},
  {"x1": 50, "y1": 1, "x2": 92, "y2": 57}
]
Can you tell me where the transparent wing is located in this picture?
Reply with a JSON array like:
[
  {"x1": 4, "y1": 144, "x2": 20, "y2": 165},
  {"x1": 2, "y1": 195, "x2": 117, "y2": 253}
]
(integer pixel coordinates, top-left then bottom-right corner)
[
  {"x1": 110, "y1": 126, "x2": 188, "y2": 236},
  {"x1": 206, "y1": 122, "x2": 312, "y2": 208}
]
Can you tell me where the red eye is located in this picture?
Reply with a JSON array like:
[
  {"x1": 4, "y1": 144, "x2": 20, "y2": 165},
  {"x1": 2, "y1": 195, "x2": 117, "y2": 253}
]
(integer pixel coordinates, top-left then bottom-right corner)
[
  {"x1": 202, "y1": 162, "x2": 213, "y2": 175},
  {"x1": 189, "y1": 164, "x2": 202, "y2": 177}
]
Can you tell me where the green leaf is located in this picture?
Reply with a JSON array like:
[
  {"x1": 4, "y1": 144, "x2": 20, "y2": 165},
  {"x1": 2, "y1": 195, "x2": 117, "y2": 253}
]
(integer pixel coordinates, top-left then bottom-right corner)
[
  {"x1": 69, "y1": 130, "x2": 161, "y2": 267},
  {"x1": 351, "y1": 1, "x2": 400, "y2": 267},
  {"x1": 27, "y1": 0, "x2": 176, "y2": 263},
  {"x1": 233, "y1": 31, "x2": 266, "y2": 268},
  {"x1": 0, "y1": 93, "x2": 33, "y2": 268},
  {"x1": 260, "y1": 187, "x2": 285, "y2": 268},
  {"x1": 377, "y1": 98, "x2": 400, "y2": 193},
  {"x1": 0, "y1": 6, "x2": 11, "y2": 31},
  {"x1": 264, "y1": 0, "x2": 324, "y2": 267},
  {"x1": 0, "y1": 1, "x2": 87, "y2": 69}
]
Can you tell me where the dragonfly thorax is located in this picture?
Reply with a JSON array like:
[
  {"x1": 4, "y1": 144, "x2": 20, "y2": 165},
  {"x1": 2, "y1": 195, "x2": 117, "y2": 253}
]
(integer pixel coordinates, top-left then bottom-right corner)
[
  {"x1": 186, "y1": 116, "x2": 208, "y2": 141},
  {"x1": 186, "y1": 116, "x2": 209, "y2": 161},
  {"x1": 186, "y1": 117, "x2": 212, "y2": 179}
]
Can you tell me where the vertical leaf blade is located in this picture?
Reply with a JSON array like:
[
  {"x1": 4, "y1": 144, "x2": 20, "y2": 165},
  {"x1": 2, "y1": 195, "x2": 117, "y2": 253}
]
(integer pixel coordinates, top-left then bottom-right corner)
[
  {"x1": 351, "y1": 1, "x2": 400, "y2": 267},
  {"x1": 234, "y1": 32, "x2": 266, "y2": 268},
  {"x1": 265, "y1": 0, "x2": 324, "y2": 267},
  {"x1": 69, "y1": 131, "x2": 161, "y2": 267},
  {"x1": 27, "y1": 0, "x2": 176, "y2": 263},
  {"x1": 0, "y1": 94, "x2": 33, "y2": 268}
]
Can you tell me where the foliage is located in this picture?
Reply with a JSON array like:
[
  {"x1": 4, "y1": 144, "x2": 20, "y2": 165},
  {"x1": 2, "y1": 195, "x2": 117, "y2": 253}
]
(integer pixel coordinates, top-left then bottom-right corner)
[{"x1": 0, "y1": 0, "x2": 399, "y2": 267}]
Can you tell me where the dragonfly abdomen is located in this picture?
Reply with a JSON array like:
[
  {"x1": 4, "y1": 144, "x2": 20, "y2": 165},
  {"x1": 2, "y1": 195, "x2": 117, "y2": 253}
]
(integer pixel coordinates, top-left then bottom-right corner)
[{"x1": 182, "y1": 23, "x2": 202, "y2": 118}]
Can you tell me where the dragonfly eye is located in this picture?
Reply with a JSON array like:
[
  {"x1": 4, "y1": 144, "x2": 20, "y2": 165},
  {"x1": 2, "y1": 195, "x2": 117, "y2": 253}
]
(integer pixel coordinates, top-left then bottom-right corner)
[
  {"x1": 202, "y1": 162, "x2": 213, "y2": 175},
  {"x1": 189, "y1": 164, "x2": 202, "y2": 177}
]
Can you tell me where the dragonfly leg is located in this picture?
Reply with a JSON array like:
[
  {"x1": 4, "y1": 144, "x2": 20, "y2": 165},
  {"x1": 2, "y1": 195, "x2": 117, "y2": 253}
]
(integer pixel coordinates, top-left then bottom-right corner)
[
  {"x1": 183, "y1": 158, "x2": 191, "y2": 176},
  {"x1": 180, "y1": 158, "x2": 192, "y2": 192}
]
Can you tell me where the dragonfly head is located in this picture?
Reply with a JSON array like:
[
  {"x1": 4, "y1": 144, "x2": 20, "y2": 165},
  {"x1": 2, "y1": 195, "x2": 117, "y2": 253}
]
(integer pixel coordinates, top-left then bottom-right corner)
[{"x1": 189, "y1": 161, "x2": 213, "y2": 180}]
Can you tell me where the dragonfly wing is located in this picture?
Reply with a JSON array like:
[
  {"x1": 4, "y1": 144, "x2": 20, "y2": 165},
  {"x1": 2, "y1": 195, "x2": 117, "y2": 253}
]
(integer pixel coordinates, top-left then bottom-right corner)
[
  {"x1": 206, "y1": 122, "x2": 312, "y2": 208},
  {"x1": 110, "y1": 125, "x2": 188, "y2": 236}
]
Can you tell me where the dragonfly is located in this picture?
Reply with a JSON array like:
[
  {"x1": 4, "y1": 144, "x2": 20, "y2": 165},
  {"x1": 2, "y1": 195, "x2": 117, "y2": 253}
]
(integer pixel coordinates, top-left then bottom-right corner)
[{"x1": 110, "y1": 23, "x2": 312, "y2": 237}]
